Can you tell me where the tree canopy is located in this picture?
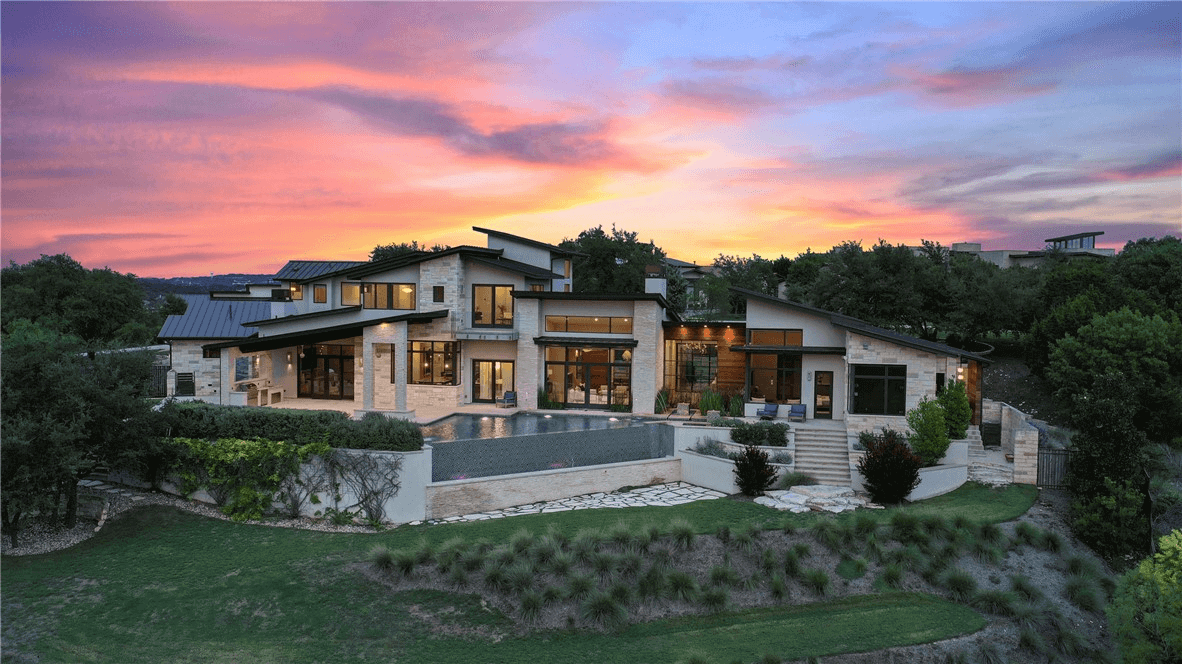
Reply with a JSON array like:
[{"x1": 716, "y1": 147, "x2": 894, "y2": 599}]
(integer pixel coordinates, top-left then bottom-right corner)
[
  {"x1": 559, "y1": 225, "x2": 667, "y2": 295},
  {"x1": 369, "y1": 241, "x2": 449, "y2": 262}
]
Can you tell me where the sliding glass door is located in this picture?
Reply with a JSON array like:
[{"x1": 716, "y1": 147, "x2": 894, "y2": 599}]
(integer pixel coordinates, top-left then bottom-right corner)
[{"x1": 472, "y1": 360, "x2": 514, "y2": 402}]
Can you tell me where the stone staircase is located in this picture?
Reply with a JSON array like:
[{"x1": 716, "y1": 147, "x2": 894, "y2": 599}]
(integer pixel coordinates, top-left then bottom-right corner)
[
  {"x1": 964, "y1": 425, "x2": 1014, "y2": 486},
  {"x1": 792, "y1": 428, "x2": 851, "y2": 485}
]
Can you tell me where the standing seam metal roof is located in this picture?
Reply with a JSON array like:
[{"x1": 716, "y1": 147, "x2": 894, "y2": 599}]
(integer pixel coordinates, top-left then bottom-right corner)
[{"x1": 158, "y1": 295, "x2": 271, "y2": 339}]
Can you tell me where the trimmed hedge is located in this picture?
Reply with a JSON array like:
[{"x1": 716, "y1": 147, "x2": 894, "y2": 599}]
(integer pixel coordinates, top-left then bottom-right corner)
[
  {"x1": 730, "y1": 421, "x2": 790, "y2": 447},
  {"x1": 157, "y1": 402, "x2": 422, "y2": 451}
]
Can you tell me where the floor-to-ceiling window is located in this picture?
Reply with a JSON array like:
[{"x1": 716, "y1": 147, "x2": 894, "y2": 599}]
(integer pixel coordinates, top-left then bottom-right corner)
[
  {"x1": 543, "y1": 345, "x2": 632, "y2": 410},
  {"x1": 473, "y1": 360, "x2": 514, "y2": 402},
  {"x1": 297, "y1": 343, "x2": 355, "y2": 399}
]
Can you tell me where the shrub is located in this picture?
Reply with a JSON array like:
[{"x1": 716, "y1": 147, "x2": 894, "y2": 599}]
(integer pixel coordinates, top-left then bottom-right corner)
[
  {"x1": 566, "y1": 574, "x2": 594, "y2": 601},
  {"x1": 691, "y1": 439, "x2": 735, "y2": 460},
  {"x1": 734, "y1": 445, "x2": 778, "y2": 496},
  {"x1": 856, "y1": 429, "x2": 921, "y2": 504},
  {"x1": 730, "y1": 421, "x2": 790, "y2": 447},
  {"x1": 581, "y1": 591, "x2": 627, "y2": 629},
  {"x1": 802, "y1": 568, "x2": 830, "y2": 596},
  {"x1": 160, "y1": 401, "x2": 422, "y2": 451},
  {"x1": 970, "y1": 590, "x2": 1018, "y2": 616},
  {"x1": 537, "y1": 388, "x2": 564, "y2": 410},
  {"x1": 654, "y1": 388, "x2": 670, "y2": 414},
  {"x1": 708, "y1": 565, "x2": 740, "y2": 588},
  {"x1": 776, "y1": 471, "x2": 816, "y2": 490},
  {"x1": 936, "y1": 380, "x2": 972, "y2": 439},
  {"x1": 769, "y1": 574, "x2": 788, "y2": 601},
  {"x1": 1072, "y1": 477, "x2": 1150, "y2": 566},
  {"x1": 1010, "y1": 574, "x2": 1044, "y2": 603},
  {"x1": 906, "y1": 397, "x2": 950, "y2": 466},
  {"x1": 1107, "y1": 531, "x2": 1182, "y2": 664},
  {"x1": 370, "y1": 545, "x2": 395, "y2": 572},
  {"x1": 638, "y1": 566, "x2": 666, "y2": 601},
  {"x1": 698, "y1": 389, "x2": 724, "y2": 415}
]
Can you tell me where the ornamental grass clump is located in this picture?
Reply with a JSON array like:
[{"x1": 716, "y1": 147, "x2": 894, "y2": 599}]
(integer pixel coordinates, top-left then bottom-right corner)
[
  {"x1": 700, "y1": 587, "x2": 729, "y2": 613},
  {"x1": 1009, "y1": 574, "x2": 1044, "y2": 603},
  {"x1": 483, "y1": 564, "x2": 510, "y2": 593},
  {"x1": 708, "y1": 565, "x2": 741, "y2": 588},
  {"x1": 566, "y1": 573, "x2": 594, "y2": 601},
  {"x1": 1013, "y1": 522, "x2": 1041, "y2": 549},
  {"x1": 811, "y1": 519, "x2": 843, "y2": 553},
  {"x1": 970, "y1": 590, "x2": 1019, "y2": 616},
  {"x1": 510, "y1": 529, "x2": 535, "y2": 555},
  {"x1": 803, "y1": 568, "x2": 830, "y2": 596},
  {"x1": 1065, "y1": 576, "x2": 1103, "y2": 613},
  {"x1": 669, "y1": 518, "x2": 696, "y2": 550},
  {"x1": 943, "y1": 570, "x2": 977, "y2": 601},
  {"x1": 370, "y1": 545, "x2": 395, "y2": 572},
  {"x1": 608, "y1": 582, "x2": 633, "y2": 605},
  {"x1": 882, "y1": 563, "x2": 904, "y2": 589},
  {"x1": 637, "y1": 566, "x2": 666, "y2": 601},
  {"x1": 519, "y1": 590, "x2": 543, "y2": 622},
  {"x1": 857, "y1": 429, "x2": 921, "y2": 504},
  {"x1": 769, "y1": 574, "x2": 788, "y2": 601},
  {"x1": 667, "y1": 571, "x2": 700, "y2": 602},
  {"x1": 507, "y1": 562, "x2": 536, "y2": 594},
  {"x1": 580, "y1": 591, "x2": 627, "y2": 629},
  {"x1": 393, "y1": 550, "x2": 417, "y2": 578},
  {"x1": 447, "y1": 565, "x2": 468, "y2": 588},
  {"x1": 783, "y1": 550, "x2": 802, "y2": 578}
]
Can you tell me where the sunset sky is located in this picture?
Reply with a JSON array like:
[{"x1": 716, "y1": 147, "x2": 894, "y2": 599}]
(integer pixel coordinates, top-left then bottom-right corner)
[{"x1": 3, "y1": 2, "x2": 1179, "y2": 278}]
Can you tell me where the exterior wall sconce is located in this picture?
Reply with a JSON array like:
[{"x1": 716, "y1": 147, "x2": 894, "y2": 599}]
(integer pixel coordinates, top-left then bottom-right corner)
[
  {"x1": 807, "y1": 371, "x2": 813, "y2": 382},
  {"x1": 286, "y1": 351, "x2": 292, "y2": 363}
]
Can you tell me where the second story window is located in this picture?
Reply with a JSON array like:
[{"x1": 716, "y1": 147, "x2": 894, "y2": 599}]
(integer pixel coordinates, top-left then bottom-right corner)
[
  {"x1": 473, "y1": 285, "x2": 513, "y2": 327},
  {"x1": 290, "y1": 284, "x2": 303, "y2": 301},
  {"x1": 362, "y1": 283, "x2": 415, "y2": 310},
  {"x1": 341, "y1": 283, "x2": 361, "y2": 306},
  {"x1": 313, "y1": 284, "x2": 327, "y2": 304},
  {"x1": 748, "y1": 329, "x2": 803, "y2": 346}
]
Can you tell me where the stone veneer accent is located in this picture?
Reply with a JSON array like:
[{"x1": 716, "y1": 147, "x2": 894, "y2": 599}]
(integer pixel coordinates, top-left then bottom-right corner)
[
  {"x1": 515, "y1": 298, "x2": 541, "y2": 410},
  {"x1": 631, "y1": 300, "x2": 662, "y2": 414},
  {"x1": 168, "y1": 340, "x2": 223, "y2": 398},
  {"x1": 1000, "y1": 402, "x2": 1039, "y2": 485},
  {"x1": 843, "y1": 331, "x2": 957, "y2": 438}
]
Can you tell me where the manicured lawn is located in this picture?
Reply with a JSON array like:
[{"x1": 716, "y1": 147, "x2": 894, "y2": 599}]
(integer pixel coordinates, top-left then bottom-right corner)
[{"x1": 1, "y1": 483, "x2": 1032, "y2": 663}]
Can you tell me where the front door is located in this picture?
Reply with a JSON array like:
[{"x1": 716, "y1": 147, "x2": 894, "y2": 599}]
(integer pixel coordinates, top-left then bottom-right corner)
[
  {"x1": 473, "y1": 360, "x2": 514, "y2": 402},
  {"x1": 814, "y1": 371, "x2": 833, "y2": 419}
]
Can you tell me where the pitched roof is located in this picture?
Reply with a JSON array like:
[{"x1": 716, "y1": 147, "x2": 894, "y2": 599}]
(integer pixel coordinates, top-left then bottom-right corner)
[
  {"x1": 274, "y1": 260, "x2": 366, "y2": 281},
  {"x1": 344, "y1": 245, "x2": 499, "y2": 280},
  {"x1": 731, "y1": 287, "x2": 989, "y2": 363},
  {"x1": 467, "y1": 255, "x2": 563, "y2": 280},
  {"x1": 472, "y1": 226, "x2": 586, "y2": 257},
  {"x1": 158, "y1": 295, "x2": 271, "y2": 340}
]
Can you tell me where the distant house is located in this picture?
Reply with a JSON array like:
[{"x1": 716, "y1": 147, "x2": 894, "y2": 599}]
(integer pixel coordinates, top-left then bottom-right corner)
[
  {"x1": 947, "y1": 230, "x2": 1114, "y2": 268},
  {"x1": 159, "y1": 228, "x2": 988, "y2": 432}
]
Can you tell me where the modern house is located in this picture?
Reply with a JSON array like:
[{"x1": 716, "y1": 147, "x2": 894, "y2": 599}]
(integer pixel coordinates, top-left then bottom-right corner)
[
  {"x1": 948, "y1": 230, "x2": 1114, "y2": 268},
  {"x1": 160, "y1": 228, "x2": 988, "y2": 442}
]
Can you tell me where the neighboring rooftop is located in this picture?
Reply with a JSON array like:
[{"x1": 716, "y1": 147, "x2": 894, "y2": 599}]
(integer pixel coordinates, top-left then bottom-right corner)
[
  {"x1": 158, "y1": 295, "x2": 271, "y2": 339},
  {"x1": 274, "y1": 260, "x2": 366, "y2": 282}
]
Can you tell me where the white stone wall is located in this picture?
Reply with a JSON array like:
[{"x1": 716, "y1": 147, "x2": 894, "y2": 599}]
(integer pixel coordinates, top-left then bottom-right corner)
[
  {"x1": 515, "y1": 298, "x2": 541, "y2": 409},
  {"x1": 632, "y1": 300, "x2": 661, "y2": 414},
  {"x1": 1001, "y1": 403, "x2": 1039, "y2": 485},
  {"x1": 168, "y1": 340, "x2": 223, "y2": 398},
  {"x1": 844, "y1": 331, "x2": 955, "y2": 436}
]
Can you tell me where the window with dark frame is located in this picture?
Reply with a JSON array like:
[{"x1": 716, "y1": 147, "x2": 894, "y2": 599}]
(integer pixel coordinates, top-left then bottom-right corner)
[
  {"x1": 433, "y1": 286, "x2": 445, "y2": 303},
  {"x1": 544, "y1": 316, "x2": 632, "y2": 334},
  {"x1": 175, "y1": 372, "x2": 196, "y2": 396},
  {"x1": 747, "y1": 352, "x2": 802, "y2": 402},
  {"x1": 473, "y1": 285, "x2": 513, "y2": 327},
  {"x1": 851, "y1": 364, "x2": 907, "y2": 415},
  {"x1": 313, "y1": 284, "x2": 327, "y2": 303},
  {"x1": 748, "y1": 329, "x2": 803, "y2": 346},
  {"x1": 341, "y1": 282, "x2": 361, "y2": 306},
  {"x1": 203, "y1": 348, "x2": 221, "y2": 359},
  {"x1": 408, "y1": 341, "x2": 459, "y2": 385},
  {"x1": 290, "y1": 284, "x2": 303, "y2": 301},
  {"x1": 362, "y1": 283, "x2": 416, "y2": 310}
]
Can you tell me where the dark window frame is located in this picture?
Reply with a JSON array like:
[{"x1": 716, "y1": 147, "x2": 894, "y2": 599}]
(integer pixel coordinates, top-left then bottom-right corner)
[
  {"x1": 747, "y1": 328, "x2": 803, "y2": 346},
  {"x1": 433, "y1": 286, "x2": 445, "y2": 303},
  {"x1": 746, "y1": 352, "x2": 802, "y2": 403},
  {"x1": 203, "y1": 348, "x2": 221, "y2": 359},
  {"x1": 851, "y1": 364, "x2": 907, "y2": 415},
  {"x1": 408, "y1": 340, "x2": 459, "y2": 385},
  {"x1": 472, "y1": 284, "x2": 514, "y2": 327},
  {"x1": 290, "y1": 284, "x2": 304, "y2": 301},
  {"x1": 313, "y1": 284, "x2": 327, "y2": 304},
  {"x1": 362, "y1": 282, "x2": 416, "y2": 310},
  {"x1": 544, "y1": 315, "x2": 633, "y2": 334}
]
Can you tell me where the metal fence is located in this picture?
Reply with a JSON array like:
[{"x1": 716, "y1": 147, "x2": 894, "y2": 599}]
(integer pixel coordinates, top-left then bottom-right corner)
[
  {"x1": 430, "y1": 423, "x2": 674, "y2": 482},
  {"x1": 1037, "y1": 448, "x2": 1071, "y2": 489},
  {"x1": 150, "y1": 365, "x2": 170, "y2": 398}
]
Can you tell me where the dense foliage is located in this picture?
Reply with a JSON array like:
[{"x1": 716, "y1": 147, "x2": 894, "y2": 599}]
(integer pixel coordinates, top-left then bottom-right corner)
[
  {"x1": 369, "y1": 241, "x2": 449, "y2": 262},
  {"x1": 729, "y1": 421, "x2": 790, "y2": 448},
  {"x1": 158, "y1": 401, "x2": 423, "y2": 451},
  {"x1": 174, "y1": 437, "x2": 331, "y2": 521},
  {"x1": 936, "y1": 380, "x2": 971, "y2": 440},
  {"x1": 733, "y1": 445, "x2": 778, "y2": 496},
  {"x1": 1108, "y1": 531, "x2": 1182, "y2": 663},
  {"x1": 906, "y1": 397, "x2": 950, "y2": 467},
  {"x1": 1, "y1": 253, "x2": 185, "y2": 345},
  {"x1": 560, "y1": 225, "x2": 668, "y2": 295},
  {"x1": 856, "y1": 429, "x2": 921, "y2": 504}
]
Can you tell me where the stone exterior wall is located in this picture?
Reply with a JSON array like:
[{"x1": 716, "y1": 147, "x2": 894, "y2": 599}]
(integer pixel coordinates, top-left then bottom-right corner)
[
  {"x1": 168, "y1": 340, "x2": 223, "y2": 398},
  {"x1": 981, "y1": 398, "x2": 1003, "y2": 424},
  {"x1": 632, "y1": 300, "x2": 661, "y2": 414},
  {"x1": 515, "y1": 298, "x2": 541, "y2": 409},
  {"x1": 843, "y1": 331, "x2": 956, "y2": 437},
  {"x1": 425, "y1": 458, "x2": 681, "y2": 519},
  {"x1": 1001, "y1": 402, "x2": 1039, "y2": 485}
]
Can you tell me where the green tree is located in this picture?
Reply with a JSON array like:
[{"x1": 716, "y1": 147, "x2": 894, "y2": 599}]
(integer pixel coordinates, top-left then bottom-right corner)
[
  {"x1": 662, "y1": 264, "x2": 690, "y2": 315},
  {"x1": 936, "y1": 380, "x2": 972, "y2": 439},
  {"x1": 1, "y1": 254, "x2": 158, "y2": 344},
  {"x1": 1108, "y1": 530, "x2": 1182, "y2": 663},
  {"x1": 1048, "y1": 308, "x2": 1182, "y2": 444},
  {"x1": 906, "y1": 397, "x2": 950, "y2": 466},
  {"x1": 369, "y1": 241, "x2": 448, "y2": 262},
  {"x1": 560, "y1": 225, "x2": 666, "y2": 294},
  {"x1": 1112, "y1": 236, "x2": 1182, "y2": 317}
]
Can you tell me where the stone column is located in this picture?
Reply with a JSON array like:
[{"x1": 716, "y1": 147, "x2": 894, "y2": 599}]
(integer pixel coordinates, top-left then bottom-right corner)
[
  {"x1": 515, "y1": 298, "x2": 539, "y2": 409},
  {"x1": 362, "y1": 328, "x2": 376, "y2": 410}
]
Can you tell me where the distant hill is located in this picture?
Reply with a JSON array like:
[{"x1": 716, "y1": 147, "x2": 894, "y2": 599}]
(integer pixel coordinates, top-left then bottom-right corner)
[{"x1": 138, "y1": 274, "x2": 277, "y2": 302}]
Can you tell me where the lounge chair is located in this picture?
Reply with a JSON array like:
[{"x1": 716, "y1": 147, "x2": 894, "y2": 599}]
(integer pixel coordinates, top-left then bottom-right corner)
[
  {"x1": 496, "y1": 391, "x2": 517, "y2": 408},
  {"x1": 758, "y1": 403, "x2": 779, "y2": 420},
  {"x1": 786, "y1": 404, "x2": 806, "y2": 422}
]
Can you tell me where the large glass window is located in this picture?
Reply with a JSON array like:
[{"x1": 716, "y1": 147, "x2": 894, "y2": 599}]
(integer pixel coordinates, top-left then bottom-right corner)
[
  {"x1": 363, "y1": 283, "x2": 415, "y2": 310},
  {"x1": 748, "y1": 329, "x2": 803, "y2": 346},
  {"x1": 408, "y1": 341, "x2": 459, "y2": 385},
  {"x1": 473, "y1": 285, "x2": 513, "y2": 326},
  {"x1": 290, "y1": 284, "x2": 303, "y2": 301},
  {"x1": 341, "y1": 282, "x2": 361, "y2": 306},
  {"x1": 851, "y1": 364, "x2": 906, "y2": 415},
  {"x1": 545, "y1": 316, "x2": 632, "y2": 334},
  {"x1": 543, "y1": 345, "x2": 632, "y2": 410},
  {"x1": 748, "y1": 353, "x2": 801, "y2": 403},
  {"x1": 313, "y1": 284, "x2": 327, "y2": 303},
  {"x1": 663, "y1": 341, "x2": 718, "y2": 393}
]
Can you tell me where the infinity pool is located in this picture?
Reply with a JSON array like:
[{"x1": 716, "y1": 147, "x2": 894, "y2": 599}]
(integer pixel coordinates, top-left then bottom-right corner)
[{"x1": 421, "y1": 412, "x2": 645, "y2": 443}]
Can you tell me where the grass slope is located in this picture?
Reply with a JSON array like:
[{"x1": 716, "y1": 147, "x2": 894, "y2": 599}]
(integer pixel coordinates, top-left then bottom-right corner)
[{"x1": 2, "y1": 483, "x2": 1034, "y2": 663}]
